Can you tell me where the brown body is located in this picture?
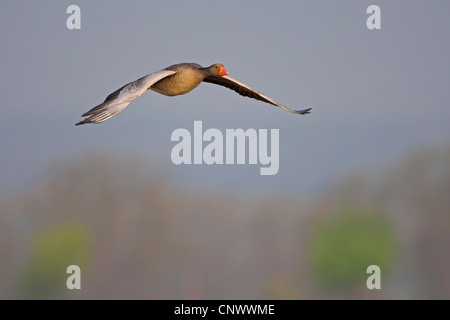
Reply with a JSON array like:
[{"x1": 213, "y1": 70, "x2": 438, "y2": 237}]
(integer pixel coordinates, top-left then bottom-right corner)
[{"x1": 150, "y1": 63, "x2": 206, "y2": 96}]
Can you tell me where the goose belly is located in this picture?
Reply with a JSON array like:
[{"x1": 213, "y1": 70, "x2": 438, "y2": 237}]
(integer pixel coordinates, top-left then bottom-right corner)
[{"x1": 150, "y1": 71, "x2": 203, "y2": 96}]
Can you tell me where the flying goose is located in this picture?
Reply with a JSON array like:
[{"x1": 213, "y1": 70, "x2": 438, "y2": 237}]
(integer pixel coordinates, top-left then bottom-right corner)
[{"x1": 76, "y1": 63, "x2": 311, "y2": 125}]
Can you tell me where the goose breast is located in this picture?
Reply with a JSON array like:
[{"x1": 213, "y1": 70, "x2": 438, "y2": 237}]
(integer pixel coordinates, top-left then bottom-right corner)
[{"x1": 150, "y1": 63, "x2": 205, "y2": 96}]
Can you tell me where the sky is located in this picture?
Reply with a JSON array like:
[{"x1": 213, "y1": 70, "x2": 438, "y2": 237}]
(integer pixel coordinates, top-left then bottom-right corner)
[{"x1": 0, "y1": 1, "x2": 449, "y2": 198}]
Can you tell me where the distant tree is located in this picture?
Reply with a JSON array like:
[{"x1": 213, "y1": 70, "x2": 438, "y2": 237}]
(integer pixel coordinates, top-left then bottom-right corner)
[
  {"x1": 310, "y1": 208, "x2": 396, "y2": 290},
  {"x1": 17, "y1": 223, "x2": 90, "y2": 299}
]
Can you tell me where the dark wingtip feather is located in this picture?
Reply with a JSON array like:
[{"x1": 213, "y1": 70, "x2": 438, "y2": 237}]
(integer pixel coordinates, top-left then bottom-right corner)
[
  {"x1": 75, "y1": 119, "x2": 89, "y2": 126},
  {"x1": 293, "y1": 108, "x2": 312, "y2": 115}
]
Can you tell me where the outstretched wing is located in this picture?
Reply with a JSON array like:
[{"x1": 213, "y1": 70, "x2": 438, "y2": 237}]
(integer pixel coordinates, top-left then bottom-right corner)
[
  {"x1": 202, "y1": 75, "x2": 311, "y2": 114},
  {"x1": 76, "y1": 69, "x2": 176, "y2": 125}
]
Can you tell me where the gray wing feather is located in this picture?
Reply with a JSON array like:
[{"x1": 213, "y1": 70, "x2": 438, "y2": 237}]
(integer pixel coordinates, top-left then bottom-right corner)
[
  {"x1": 203, "y1": 75, "x2": 311, "y2": 114},
  {"x1": 76, "y1": 69, "x2": 176, "y2": 125}
]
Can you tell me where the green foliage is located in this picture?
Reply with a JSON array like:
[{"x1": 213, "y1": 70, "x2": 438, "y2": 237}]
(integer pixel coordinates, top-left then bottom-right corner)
[
  {"x1": 310, "y1": 208, "x2": 396, "y2": 289},
  {"x1": 18, "y1": 223, "x2": 90, "y2": 299}
]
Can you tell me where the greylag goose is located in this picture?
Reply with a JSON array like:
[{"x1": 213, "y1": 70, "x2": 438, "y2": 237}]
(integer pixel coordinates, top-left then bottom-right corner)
[{"x1": 76, "y1": 63, "x2": 311, "y2": 125}]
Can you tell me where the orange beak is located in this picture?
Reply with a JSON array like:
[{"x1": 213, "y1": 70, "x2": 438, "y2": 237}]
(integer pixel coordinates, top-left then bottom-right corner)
[{"x1": 219, "y1": 66, "x2": 229, "y2": 76}]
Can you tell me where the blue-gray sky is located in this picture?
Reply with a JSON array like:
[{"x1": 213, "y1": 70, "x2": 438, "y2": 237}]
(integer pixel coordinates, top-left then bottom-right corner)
[{"x1": 1, "y1": 1, "x2": 449, "y2": 197}]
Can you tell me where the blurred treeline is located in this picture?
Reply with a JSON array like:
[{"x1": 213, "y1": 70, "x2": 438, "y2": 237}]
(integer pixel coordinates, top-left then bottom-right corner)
[{"x1": 1, "y1": 145, "x2": 449, "y2": 299}]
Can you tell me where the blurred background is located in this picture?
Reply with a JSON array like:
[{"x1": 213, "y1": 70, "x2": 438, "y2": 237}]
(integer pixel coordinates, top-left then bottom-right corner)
[{"x1": 1, "y1": 1, "x2": 449, "y2": 299}]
